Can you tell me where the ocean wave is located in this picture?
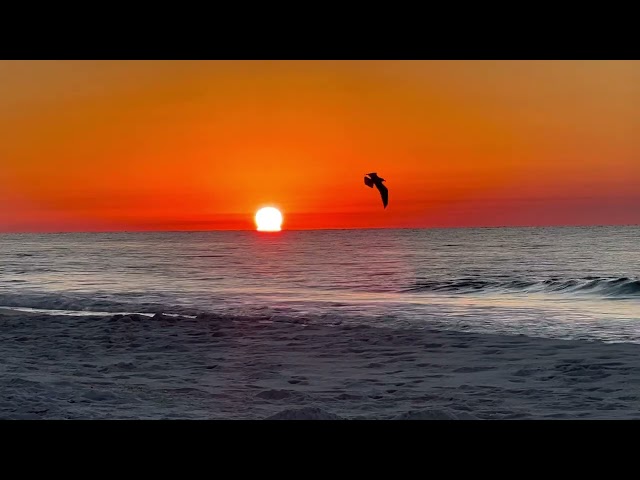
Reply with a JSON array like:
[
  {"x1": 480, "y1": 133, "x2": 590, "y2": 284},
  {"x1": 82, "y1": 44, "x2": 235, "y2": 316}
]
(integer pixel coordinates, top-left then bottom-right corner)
[{"x1": 405, "y1": 277, "x2": 640, "y2": 298}]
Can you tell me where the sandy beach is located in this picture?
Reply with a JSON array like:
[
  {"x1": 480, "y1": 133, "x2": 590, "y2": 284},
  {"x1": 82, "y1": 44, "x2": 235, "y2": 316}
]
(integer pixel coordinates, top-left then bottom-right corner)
[{"x1": 2, "y1": 307, "x2": 639, "y2": 420}]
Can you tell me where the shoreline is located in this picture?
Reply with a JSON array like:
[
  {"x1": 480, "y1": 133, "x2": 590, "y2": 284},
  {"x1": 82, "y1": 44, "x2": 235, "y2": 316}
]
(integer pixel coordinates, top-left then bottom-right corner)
[{"x1": 1, "y1": 308, "x2": 639, "y2": 419}]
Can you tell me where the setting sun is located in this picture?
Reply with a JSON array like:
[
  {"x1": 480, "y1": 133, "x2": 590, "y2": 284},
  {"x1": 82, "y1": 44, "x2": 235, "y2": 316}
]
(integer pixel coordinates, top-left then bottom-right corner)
[{"x1": 255, "y1": 207, "x2": 283, "y2": 232}]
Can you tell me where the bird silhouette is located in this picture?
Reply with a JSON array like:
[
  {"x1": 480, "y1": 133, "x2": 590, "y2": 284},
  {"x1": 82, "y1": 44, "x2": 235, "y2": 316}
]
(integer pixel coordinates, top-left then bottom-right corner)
[{"x1": 364, "y1": 172, "x2": 388, "y2": 208}]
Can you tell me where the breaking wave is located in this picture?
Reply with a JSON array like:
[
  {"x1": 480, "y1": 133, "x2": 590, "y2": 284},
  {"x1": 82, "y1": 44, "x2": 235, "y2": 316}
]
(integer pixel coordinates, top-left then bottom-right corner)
[{"x1": 405, "y1": 276, "x2": 640, "y2": 298}]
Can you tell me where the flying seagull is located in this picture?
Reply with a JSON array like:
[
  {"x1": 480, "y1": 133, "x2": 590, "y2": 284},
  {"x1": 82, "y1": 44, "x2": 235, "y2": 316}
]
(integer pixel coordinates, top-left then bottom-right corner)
[{"x1": 364, "y1": 172, "x2": 388, "y2": 208}]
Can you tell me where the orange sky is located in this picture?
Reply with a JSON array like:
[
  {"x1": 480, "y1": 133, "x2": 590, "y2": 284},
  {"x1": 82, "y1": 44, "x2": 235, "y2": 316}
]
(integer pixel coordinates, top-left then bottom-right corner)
[{"x1": 1, "y1": 60, "x2": 638, "y2": 232}]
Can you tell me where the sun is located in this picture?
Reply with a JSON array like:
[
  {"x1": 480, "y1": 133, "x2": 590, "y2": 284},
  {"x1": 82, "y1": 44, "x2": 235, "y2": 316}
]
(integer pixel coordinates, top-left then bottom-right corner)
[{"x1": 255, "y1": 207, "x2": 283, "y2": 232}]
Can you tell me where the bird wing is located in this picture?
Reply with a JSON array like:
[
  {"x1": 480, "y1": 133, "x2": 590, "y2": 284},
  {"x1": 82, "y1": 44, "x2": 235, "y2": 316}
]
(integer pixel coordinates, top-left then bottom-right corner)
[
  {"x1": 364, "y1": 176, "x2": 374, "y2": 188},
  {"x1": 375, "y1": 182, "x2": 388, "y2": 208}
]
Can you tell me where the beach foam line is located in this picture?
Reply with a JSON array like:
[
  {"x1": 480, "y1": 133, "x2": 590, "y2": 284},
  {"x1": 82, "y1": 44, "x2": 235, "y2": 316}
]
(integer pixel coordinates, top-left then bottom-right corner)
[{"x1": 0, "y1": 306, "x2": 194, "y2": 318}]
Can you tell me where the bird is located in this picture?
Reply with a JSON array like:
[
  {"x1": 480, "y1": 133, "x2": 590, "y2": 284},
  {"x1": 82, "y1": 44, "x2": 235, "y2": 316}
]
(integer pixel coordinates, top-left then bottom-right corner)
[{"x1": 364, "y1": 172, "x2": 388, "y2": 208}]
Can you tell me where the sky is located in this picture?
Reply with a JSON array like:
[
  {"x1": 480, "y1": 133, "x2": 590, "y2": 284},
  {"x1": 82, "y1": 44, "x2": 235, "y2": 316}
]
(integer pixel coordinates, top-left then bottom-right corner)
[{"x1": 1, "y1": 60, "x2": 638, "y2": 232}]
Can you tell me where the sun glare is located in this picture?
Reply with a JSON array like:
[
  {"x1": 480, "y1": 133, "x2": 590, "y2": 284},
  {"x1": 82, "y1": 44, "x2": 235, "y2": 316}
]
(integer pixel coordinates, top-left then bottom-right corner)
[{"x1": 255, "y1": 207, "x2": 283, "y2": 232}]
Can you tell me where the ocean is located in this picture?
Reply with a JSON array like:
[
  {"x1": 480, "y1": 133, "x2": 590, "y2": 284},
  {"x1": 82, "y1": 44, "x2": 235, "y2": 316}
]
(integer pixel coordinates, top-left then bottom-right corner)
[{"x1": 2, "y1": 226, "x2": 638, "y2": 344}]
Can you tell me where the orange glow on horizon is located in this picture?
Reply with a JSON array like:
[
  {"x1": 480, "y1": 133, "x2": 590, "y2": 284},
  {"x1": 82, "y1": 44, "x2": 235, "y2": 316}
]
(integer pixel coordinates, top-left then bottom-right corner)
[{"x1": 1, "y1": 60, "x2": 639, "y2": 233}]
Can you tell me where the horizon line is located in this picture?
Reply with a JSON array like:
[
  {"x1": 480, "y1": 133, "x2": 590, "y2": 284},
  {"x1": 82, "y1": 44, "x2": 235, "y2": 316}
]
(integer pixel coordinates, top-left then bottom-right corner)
[{"x1": 1, "y1": 222, "x2": 639, "y2": 235}]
